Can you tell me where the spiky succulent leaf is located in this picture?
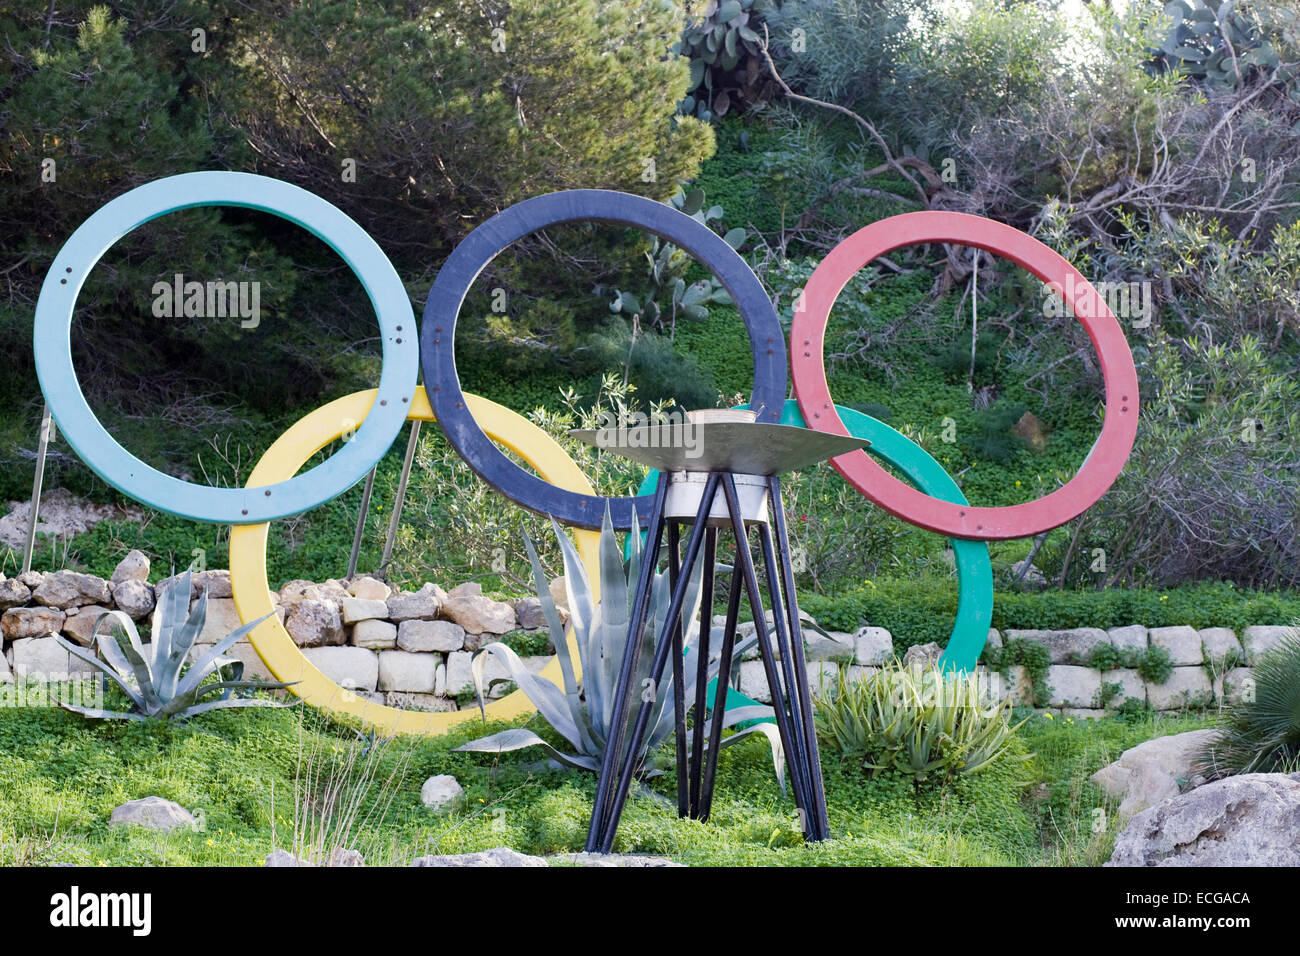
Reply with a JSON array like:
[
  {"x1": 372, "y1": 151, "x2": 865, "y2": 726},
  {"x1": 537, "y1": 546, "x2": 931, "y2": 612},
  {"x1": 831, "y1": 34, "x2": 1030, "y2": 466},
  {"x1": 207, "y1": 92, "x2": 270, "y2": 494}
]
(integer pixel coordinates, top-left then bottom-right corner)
[{"x1": 453, "y1": 728, "x2": 601, "y2": 773}]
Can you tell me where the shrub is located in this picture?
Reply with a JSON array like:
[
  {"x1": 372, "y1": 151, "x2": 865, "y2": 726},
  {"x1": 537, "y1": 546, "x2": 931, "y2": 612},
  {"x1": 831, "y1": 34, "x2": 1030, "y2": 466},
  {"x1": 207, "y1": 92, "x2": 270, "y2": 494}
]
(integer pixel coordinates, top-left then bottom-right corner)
[
  {"x1": 814, "y1": 660, "x2": 1026, "y2": 788},
  {"x1": 1197, "y1": 632, "x2": 1300, "y2": 777}
]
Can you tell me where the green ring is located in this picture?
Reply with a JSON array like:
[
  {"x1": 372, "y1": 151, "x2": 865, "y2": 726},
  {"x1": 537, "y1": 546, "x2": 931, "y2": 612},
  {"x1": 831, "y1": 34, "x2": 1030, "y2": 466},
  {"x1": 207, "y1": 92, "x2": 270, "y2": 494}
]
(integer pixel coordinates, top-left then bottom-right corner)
[{"x1": 633, "y1": 399, "x2": 993, "y2": 671}]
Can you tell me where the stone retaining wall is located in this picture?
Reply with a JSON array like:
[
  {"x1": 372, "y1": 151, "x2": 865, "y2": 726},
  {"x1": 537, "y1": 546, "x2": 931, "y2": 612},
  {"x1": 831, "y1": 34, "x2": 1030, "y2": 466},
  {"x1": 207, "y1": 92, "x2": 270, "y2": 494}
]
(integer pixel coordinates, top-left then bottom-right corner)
[
  {"x1": 2, "y1": 551, "x2": 1295, "y2": 717},
  {"x1": 731, "y1": 620, "x2": 1296, "y2": 715},
  {"x1": 0, "y1": 551, "x2": 554, "y2": 713}
]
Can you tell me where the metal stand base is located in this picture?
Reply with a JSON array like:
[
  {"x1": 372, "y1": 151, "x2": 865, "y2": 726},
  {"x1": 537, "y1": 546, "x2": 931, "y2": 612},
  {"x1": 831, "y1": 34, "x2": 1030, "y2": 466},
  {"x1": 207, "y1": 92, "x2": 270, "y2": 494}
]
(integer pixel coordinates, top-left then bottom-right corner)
[{"x1": 584, "y1": 471, "x2": 830, "y2": 852}]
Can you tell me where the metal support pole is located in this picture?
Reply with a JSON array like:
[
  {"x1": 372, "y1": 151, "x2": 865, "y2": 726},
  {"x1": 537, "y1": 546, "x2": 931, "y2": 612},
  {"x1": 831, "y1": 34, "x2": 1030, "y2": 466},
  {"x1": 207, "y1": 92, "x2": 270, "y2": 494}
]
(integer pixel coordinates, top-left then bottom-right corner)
[
  {"x1": 666, "y1": 521, "x2": 689, "y2": 817},
  {"x1": 379, "y1": 419, "x2": 422, "y2": 577},
  {"x1": 585, "y1": 473, "x2": 669, "y2": 851},
  {"x1": 596, "y1": 473, "x2": 720, "y2": 852},
  {"x1": 699, "y1": 542, "x2": 746, "y2": 821},
  {"x1": 346, "y1": 466, "x2": 377, "y2": 580},
  {"x1": 719, "y1": 475, "x2": 815, "y2": 826},
  {"x1": 767, "y1": 475, "x2": 830, "y2": 839},
  {"x1": 21, "y1": 405, "x2": 55, "y2": 575},
  {"x1": 688, "y1": 527, "x2": 717, "y2": 817}
]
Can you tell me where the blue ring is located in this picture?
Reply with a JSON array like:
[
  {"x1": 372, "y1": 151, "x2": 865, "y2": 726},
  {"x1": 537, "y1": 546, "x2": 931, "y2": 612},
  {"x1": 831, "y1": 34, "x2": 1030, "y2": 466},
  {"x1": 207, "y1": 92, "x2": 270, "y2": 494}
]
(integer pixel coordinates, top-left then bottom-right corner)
[
  {"x1": 32, "y1": 172, "x2": 419, "y2": 524},
  {"x1": 421, "y1": 190, "x2": 787, "y2": 531}
]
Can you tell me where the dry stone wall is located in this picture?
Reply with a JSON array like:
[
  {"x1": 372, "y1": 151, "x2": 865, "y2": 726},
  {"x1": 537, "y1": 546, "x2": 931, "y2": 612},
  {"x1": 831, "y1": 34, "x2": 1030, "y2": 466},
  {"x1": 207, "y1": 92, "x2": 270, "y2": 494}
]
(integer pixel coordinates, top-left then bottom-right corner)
[{"x1": 2, "y1": 551, "x2": 1294, "y2": 717}]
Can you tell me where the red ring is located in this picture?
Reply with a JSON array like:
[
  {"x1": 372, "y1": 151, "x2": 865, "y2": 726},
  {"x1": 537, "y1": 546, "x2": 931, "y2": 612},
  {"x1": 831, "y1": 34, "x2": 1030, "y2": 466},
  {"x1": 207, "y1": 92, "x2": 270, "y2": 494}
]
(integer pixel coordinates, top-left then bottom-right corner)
[{"x1": 791, "y1": 211, "x2": 1139, "y2": 540}]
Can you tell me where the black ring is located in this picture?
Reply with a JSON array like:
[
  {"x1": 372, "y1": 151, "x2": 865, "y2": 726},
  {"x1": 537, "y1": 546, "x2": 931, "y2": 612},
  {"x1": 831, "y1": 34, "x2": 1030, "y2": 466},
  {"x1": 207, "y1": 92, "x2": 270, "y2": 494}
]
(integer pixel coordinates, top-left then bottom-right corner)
[{"x1": 421, "y1": 189, "x2": 787, "y2": 530}]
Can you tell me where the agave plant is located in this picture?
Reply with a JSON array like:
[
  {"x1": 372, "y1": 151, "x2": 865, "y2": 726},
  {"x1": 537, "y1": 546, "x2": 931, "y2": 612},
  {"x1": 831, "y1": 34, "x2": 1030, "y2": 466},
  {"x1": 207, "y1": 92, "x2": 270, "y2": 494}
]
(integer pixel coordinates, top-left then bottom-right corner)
[
  {"x1": 53, "y1": 571, "x2": 295, "y2": 722},
  {"x1": 455, "y1": 508, "x2": 783, "y2": 785},
  {"x1": 815, "y1": 659, "x2": 1026, "y2": 787},
  {"x1": 1197, "y1": 630, "x2": 1300, "y2": 778}
]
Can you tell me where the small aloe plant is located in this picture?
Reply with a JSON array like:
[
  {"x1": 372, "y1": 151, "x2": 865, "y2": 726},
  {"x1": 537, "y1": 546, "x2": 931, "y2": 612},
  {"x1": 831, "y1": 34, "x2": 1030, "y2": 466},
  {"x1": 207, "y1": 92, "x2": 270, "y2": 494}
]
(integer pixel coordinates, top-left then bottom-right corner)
[
  {"x1": 53, "y1": 571, "x2": 295, "y2": 722},
  {"x1": 455, "y1": 509, "x2": 784, "y2": 787}
]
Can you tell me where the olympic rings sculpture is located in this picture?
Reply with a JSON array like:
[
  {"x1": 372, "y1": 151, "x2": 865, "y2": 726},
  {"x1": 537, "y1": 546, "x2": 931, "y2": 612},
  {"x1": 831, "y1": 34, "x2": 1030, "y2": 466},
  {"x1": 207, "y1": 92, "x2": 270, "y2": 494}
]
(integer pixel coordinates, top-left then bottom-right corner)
[{"x1": 33, "y1": 171, "x2": 1138, "y2": 734}]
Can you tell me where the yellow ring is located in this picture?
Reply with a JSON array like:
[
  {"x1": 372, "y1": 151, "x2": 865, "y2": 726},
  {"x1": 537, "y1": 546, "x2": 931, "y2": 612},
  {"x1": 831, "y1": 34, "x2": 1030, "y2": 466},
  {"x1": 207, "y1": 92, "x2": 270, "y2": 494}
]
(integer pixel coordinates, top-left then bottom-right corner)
[{"x1": 229, "y1": 387, "x2": 599, "y2": 736}]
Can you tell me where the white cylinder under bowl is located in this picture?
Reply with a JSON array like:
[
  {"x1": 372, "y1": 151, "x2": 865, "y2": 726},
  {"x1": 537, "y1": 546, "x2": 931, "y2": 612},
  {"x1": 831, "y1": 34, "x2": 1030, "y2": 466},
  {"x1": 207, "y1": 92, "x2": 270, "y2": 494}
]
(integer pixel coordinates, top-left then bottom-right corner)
[{"x1": 664, "y1": 471, "x2": 769, "y2": 526}]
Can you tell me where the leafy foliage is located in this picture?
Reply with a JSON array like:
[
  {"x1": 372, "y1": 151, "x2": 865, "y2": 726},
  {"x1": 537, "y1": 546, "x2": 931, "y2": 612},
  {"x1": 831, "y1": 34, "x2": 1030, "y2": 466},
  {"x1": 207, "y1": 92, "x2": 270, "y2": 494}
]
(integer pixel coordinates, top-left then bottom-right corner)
[
  {"x1": 1198, "y1": 630, "x2": 1300, "y2": 776},
  {"x1": 52, "y1": 572, "x2": 292, "y2": 722},
  {"x1": 815, "y1": 660, "x2": 1026, "y2": 787},
  {"x1": 455, "y1": 509, "x2": 783, "y2": 784}
]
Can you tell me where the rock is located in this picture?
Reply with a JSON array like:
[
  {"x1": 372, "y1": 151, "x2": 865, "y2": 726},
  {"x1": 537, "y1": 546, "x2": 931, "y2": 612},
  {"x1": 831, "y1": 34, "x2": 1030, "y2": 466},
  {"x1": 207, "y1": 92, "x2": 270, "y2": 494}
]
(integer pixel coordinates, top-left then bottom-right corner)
[
  {"x1": 352, "y1": 619, "x2": 398, "y2": 650},
  {"x1": 341, "y1": 597, "x2": 388, "y2": 625},
  {"x1": 514, "y1": 596, "x2": 547, "y2": 630},
  {"x1": 17, "y1": 570, "x2": 44, "y2": 588},
  {"x1": 347, "y1": 576, "x2": 391, "y2": 601},
  {"x1": 60, "y1": 605, "x2": 115, "y2": 647},
  {"x1": 1148, "y1": 626, "x2": 1202, "y2": 666},
  {"x1": 420, "y1": 774, "x2": 465, "y2": 810},
  {"x1": 2, "y1": 606, "x2": 66, "y2": 641},
  {"x1": 1091, "y1": 729, "x2": 1218, "y2": 819},
  {"x1": 32, "y1": 570, "x2": 112, "y2": 609},
  {"x1": 441, "y1": 595, "x2": 516, "y2": 635},
  {"x1": 11, "y1": 636, "x2": 96, "y2": 681},
  {"x1": 1003, "y1": 628, "x2": 1106, "y2": 664},
  {"x1": 803, "y1": 629, "x2": 853, "y2": 661},
  {"x1": 328, "y1": 848, "x2": 365, "y2": 867},
  {"x1": 1100, "y1": 668, "x2": 1146, "y2": 709},
  {"x1": 279, "y1": 579, "x2": 348, "y2": 607},
  {"x1": 397, "y1": 619, "x2": 464, "y2": 653},
  {"x1": 0, "y1": 651, "x2": 12, "y2": 684},
  {"x1": 1148, "y1": 667, "x2": 1214, "y2": 710},
  {"x1": 377, "y1": 647, "x2": 436, "y2": 691},
  {"x1": 193, "y1": 569, "x2": 232, "y2": 599},
  {"x1": 444, "y1": 651, "x2": 473, "y2": 695},
  {"x1": 225, "y1": 642, "x2": 276, "y2": 682},
  {"x1": 1107, "y1": 624, "x2": 1148, "y2": 654},
  {"x1": 853, "y1": 626, "x2": 894, "y2": 665},
  {"x1": 901, "y1": 642, "x2": 944, "y2": 668},
  {"x1": 385, "y1": 692, "x2": 455, "y2": 712},
  {"x1": 1046, "y1": 664, "x2": 1102, "y2": 708},
  {"x1": 1198, "y1": 627, "x2": 1241, "y2": 665},
  {"x1": 196, "y1": 597, "x2": 244, "y2": 644},
  {"x1": 1108, "y1": 772, "x2": 1300, "y2": 866},
  {"x1": 559, "y1": 853, "x2": 684, "y2": 867},
  {"x1": 0, "y1": 488, "x2": 141, "y2": 551},
  {"x1": 1241, "y1": 625, "x2": 1299, "y2": 665},
  {"x1": 111, "y1": 579, "x2": 155, "y2": 620},
  {"x1": 985, "y1": 627, "x2": 1002, "y2": 651},
  {"x1": 378, "y1": 650, "x2": 438, "y2": 693},
  {"x1": 285, "y1": 599, "x2": 345, "y2": 647},
  {"x1": 448, "y1": 582, "x2": 482, "y2": 598},
  {"x1": 1010, "y1": 559, "x2": 1047, "y2": 586},
  {"x1": 386, "y1": 583, "x2": 447, "y2": 622},
  {"x1": 0, "y1": 577, "x2": 31, "y2": 610},
  {"x1": 738, "y1": 660, "x2": 771, "y2": 703},
  {"x1": 1220, "y1": 667, "x2": 1255, "y2": 706},
  {"x1": 1005, "y1": 665, "x2": 1034, "y2": 705},
  {"x1": 549, "y1": 577, "x2": 569, "y2": 612},
  {"x1": 110, "y1": 550, "x2": 150, "y2": 585},
  {"x1": 109, "y1": 796, "x2": 197, "y2": 831},
  {"x1": 411, "y1": 847, "x2": 547, "y2": 867},
  {"x1": 1013, "y1": 410, "x2": 1048, "y2": 451},
  {"x1": 265, "y1": 849, "x2": 314, "y2": 867},
  {"x1": 302, "y1": 646, "x2": 378, "y2": 692}
]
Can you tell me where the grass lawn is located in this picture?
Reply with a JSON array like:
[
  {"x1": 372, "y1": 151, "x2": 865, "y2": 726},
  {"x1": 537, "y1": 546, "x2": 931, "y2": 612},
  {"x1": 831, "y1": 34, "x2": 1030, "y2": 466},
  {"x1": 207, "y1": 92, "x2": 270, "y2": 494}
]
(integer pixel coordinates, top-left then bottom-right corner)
[{"x1": 0, "y1": 690, "x2": 1215, "y2": 867}]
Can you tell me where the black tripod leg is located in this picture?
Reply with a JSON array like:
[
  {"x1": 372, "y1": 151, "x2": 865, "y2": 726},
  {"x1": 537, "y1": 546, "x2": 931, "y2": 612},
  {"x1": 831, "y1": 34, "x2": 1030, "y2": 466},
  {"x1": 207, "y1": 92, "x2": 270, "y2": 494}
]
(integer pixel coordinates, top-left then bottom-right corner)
[
  {"x1": 585, "y1": 473, "x2": 668, "y2": 852},
  {"x1": 767, "y1": 475, "x2": 830, "y2": 841},
  {"x1": 699, "y1": 532, "x2": 745, "y2": 821},
  {"x1": 667, "y1": 521, "x2": 689, "y2": 817},
  {"x1": 689, "y1": 526, "x2": 717, "y2": 817},
  {"x1": 756, "y1": 520, "x2": 815, "y2": 837},
  {"x1": 719, "y1": 475, "x2": 814, "y2": 826},
  {"x1": 596, "y1": 473, "x2": 720, "y2": 853}
]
